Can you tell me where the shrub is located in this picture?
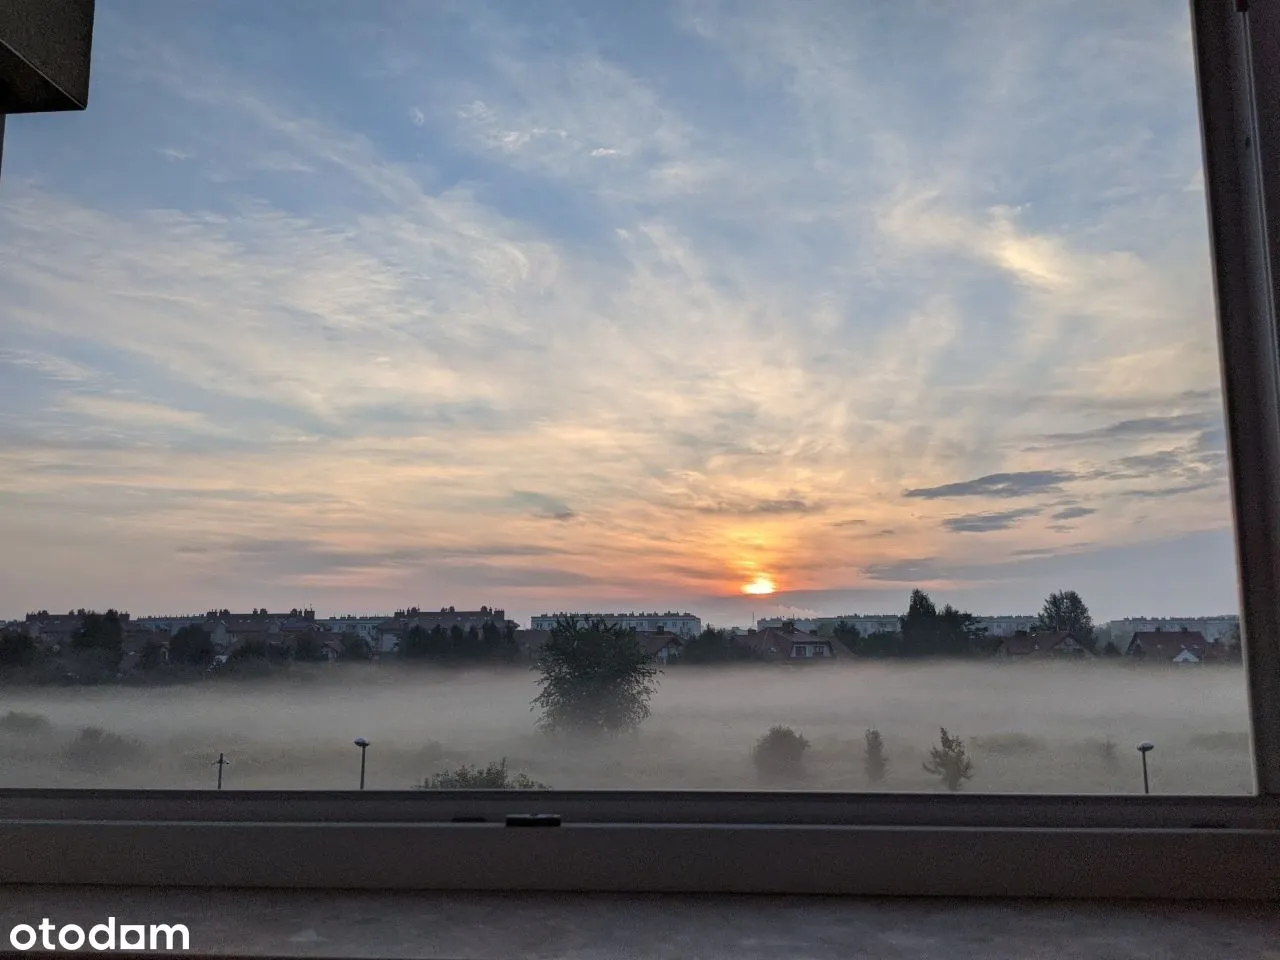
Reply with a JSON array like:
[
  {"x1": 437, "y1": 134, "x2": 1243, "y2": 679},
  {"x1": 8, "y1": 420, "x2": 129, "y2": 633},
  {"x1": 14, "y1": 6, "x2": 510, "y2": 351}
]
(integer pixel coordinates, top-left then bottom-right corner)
[
  {"x1": 864, "y1": 727, "x2": 888, "y2": 784},
  {"x1": 751, "y1": 725, "x2": 810, "y2": 779},
  {"x1": 0, "y1": 710, "x2": 51, "y2": 734},
  {"x1": 923, "y1": 727, "x2": 974, "y2": 791},
  {"x1": 421, "y1": 758, "x2": 550, "y2": 790},
  {"x1": 62, "y1": 726, "x2": 144, "y2": 771}
]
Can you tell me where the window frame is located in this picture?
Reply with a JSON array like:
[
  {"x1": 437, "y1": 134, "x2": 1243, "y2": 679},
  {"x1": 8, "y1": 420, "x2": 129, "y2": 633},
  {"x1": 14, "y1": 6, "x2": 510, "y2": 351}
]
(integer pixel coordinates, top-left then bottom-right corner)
[{"x1": 1, "y1": 0, "x2": 1278, "y2": 897}]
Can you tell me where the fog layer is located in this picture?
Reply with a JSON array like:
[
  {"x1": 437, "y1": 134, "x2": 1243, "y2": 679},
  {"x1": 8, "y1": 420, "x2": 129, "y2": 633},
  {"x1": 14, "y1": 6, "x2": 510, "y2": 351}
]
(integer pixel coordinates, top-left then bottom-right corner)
[{"x1": 0, "y1": 662, "x2": 1253, "y2": 794}]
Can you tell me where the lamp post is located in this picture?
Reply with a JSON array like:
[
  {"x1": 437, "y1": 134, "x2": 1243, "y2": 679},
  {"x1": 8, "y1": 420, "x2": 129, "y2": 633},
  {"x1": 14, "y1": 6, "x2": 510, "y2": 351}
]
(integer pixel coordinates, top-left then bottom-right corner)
[
  {"x1": 1137, "y1": 741, "x2": 1154, "y2": 795},
  {"x1": 212, "y1": 752, "x2": 228, "y2": 790},
  {"x1": 354, "y1": 737, "x2": 370, "y2": 790}
]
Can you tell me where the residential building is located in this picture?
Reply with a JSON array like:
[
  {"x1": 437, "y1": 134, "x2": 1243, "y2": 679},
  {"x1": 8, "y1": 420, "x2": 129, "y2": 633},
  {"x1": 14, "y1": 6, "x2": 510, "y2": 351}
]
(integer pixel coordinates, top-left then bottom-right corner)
[
  {"x1": 371, "y1": 606, "x2": 508, "y2": 655},
  {"x1": 1105, "y1": 616, "x2": 1239, "y2": 644},
  {"x1": 637, "y1": 632, "x2": 684, "y2": 664},
  {"x1": 321, "y1": 616, "x2": 391, "y2": 646},
  {"x1": 529, "y1": 612, "x2": 702, "y2": 637},
  {"x1": 820, "y1": 615, "x2": 899, "y2": 636},
  {"x1": 758, "y1": 617, "x2": 821, "y2": 633},
  {"x1": 993, "y1": 631, "x2": 1095, "y2": 660},
  {"x1": 975, "y1": 615, "x2": 1040, "y2": 637},
  {"x1": 21, "y1": 612, "x2": 83, "y2": 650},
  {"x1": 776, "y1": 614, "x2": 1037, "y2": 638},
  {"x1": 134, "y1": 615, "x2": 206, "y2": 636},
  {"x1": 735, "y1": 626, "x2": 848, "y2": 663},
  {"x1": 1124, "y1": 630, "x2": 1226, "y2": 664}
]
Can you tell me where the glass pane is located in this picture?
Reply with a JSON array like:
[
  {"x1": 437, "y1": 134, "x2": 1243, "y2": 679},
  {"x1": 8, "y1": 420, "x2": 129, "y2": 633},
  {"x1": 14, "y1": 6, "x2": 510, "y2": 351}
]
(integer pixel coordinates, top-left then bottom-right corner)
[{"x1": 0, "y1": 0, "x2": 1251, "y2": 794}]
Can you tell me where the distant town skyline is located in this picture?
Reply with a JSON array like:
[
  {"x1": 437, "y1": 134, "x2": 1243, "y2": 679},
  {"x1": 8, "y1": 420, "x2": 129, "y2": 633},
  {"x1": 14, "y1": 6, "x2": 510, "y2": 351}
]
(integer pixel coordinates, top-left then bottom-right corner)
[{"x1": 0, "y1": 2, "x2": 1240, "y2": 621}]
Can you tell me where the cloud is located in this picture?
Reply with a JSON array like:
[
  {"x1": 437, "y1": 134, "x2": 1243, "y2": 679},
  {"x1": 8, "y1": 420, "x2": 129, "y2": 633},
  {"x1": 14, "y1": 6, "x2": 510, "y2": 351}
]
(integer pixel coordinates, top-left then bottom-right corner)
[
  {"x1": 1040, "y1": 413, "x2": 1220, "y2": 445},
  {"x1": 0, "y1": 349, "x2": 99, "y2": 383},
  {"x1": 1051, "y1": 506, "x2": 1095, "y2": 521},
  {"x1": 1120, "y1": 481, "x2": 1220, "y2": 499},
  {"x1": 507, "y1": 491, "x2": 577, "y2": 521},
  {"x1": 904, "y1": 471, "x2": 1076, "y2": 500},
  {"x1": 0, "y1": 1, "x2": 1240, "y2": 621},
  {"x1": 863, "y1": 559, "x2": 943, "y2": 583},
  {"x1": 943, "y1": 508, "x2": 1041, "y2": 533},
  {"x1": 694, "y1": 497, "x2": 826, "y2": 516}
]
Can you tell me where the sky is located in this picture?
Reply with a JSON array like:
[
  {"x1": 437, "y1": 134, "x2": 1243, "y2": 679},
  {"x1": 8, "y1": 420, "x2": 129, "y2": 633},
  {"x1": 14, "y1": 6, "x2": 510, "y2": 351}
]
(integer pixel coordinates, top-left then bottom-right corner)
[{"x1": 0, "y1": 0, "x2": 1242, "y2": 627}]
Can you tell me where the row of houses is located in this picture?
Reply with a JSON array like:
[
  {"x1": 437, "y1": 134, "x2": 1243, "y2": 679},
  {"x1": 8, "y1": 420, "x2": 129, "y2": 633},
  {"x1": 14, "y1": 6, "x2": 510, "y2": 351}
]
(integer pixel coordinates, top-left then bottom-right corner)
[
  {"x1": 758, "y1": 614, "x2": 1043, "y2": 637},
  {"x1": 9, "y1": 606, "x2": 1243, "y2": 670},
  {"x1": 994, "y1": 628, "x2": 1240, "y2": 664},
  {"x1": 528, "y1": 612, "x2": 702, "y2": 637},
  {"x1": 758, "y1": 614, "x2": 1243, "y2": 644}
]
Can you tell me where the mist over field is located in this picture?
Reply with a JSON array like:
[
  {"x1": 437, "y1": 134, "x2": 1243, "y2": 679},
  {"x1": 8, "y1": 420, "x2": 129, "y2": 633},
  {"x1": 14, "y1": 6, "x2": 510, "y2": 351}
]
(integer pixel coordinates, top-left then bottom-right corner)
[{"x1": 0, "y1": 662, "x2": 1253, "y2": 794}]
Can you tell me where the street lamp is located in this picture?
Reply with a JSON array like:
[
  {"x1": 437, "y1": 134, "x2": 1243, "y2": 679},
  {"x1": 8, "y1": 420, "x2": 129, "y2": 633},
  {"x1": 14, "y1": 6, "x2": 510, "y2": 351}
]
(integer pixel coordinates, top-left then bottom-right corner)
[
  {"x1": 354, "y1": 737, "x2": 370, "y2": 790},
  {"x1": 211, "y1": 752, "x2": 229, "y2": 790},
  {"x1": 1137, "y1": 741, "x2": 1155, "y2": 795}
]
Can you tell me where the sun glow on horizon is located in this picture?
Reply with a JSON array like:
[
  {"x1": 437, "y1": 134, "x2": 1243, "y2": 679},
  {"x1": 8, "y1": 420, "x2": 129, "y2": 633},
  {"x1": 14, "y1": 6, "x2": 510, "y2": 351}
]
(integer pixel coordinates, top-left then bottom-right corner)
[{"x1": 742, "y1": 575, "x2": 776, "y2": 596}]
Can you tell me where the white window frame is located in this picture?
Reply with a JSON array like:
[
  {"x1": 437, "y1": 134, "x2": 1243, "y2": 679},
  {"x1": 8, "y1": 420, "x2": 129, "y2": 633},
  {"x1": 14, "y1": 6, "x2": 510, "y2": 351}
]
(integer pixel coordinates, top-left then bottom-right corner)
[{"x1": 0, "y1": 0, "x2": 1278, "y2": 898}]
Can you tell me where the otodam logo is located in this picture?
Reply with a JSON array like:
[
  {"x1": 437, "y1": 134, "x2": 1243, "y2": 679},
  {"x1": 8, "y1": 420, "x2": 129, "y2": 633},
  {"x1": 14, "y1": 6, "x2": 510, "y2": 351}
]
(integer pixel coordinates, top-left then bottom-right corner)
[{"x1": 7, "y1": 918, "x2": 190, "y2": 953}]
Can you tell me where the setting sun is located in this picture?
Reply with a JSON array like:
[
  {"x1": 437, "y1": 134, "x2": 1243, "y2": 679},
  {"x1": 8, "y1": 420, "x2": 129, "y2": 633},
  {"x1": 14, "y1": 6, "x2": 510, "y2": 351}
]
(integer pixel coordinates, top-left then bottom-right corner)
[{"x1": 742, "y1": 575, "x2": 776, "y2": 596}]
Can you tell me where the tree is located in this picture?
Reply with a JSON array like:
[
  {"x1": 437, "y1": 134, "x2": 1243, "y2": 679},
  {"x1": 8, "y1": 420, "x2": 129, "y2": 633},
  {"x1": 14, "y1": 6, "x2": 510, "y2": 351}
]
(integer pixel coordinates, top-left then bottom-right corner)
[
  {"x1": 1037, "y1": 590, "x2": 1096, "y2": 650},
  {"x1": 751, "y1": 725, "x2": 809, "y2": 779},
  {"x1": 0, "y1": 629, "x2": 37, "y2": 667},
  {"x1": 401, "y1": 625, "x2": 437, "y2": 660},
  {"x1": 292, "y1": 633, "x2": 326, "y2": 662},
  {"x1": 900, "y1": 590, "x2": 984, "y2": 657},
  {"x1": 681, "y1": 627, "x2": 762, "y2": 664},
  {"x1": 532, "y1": 617, "x2": 659, "y2": 734},
  {"x1": 864, "y1": 728, "x2": 888, "y2": 783},
  {"x1": 138, "y1": 638, "x2": 167, "y2": 669},
  {"x1": 338, "y1": 631, "x2": 372, "y2": 661},
  {"x1": 169, "y1": 625, "x2": 214, "y2": 666},
  {"x1": 229, "y1": 639, "x2": 268, "y2": 661},
  {"x1": 481, "y1": 620, "x2": 518, "y2": 662},
  {"x1": 923, "y1": 727, "x2": 975, "y2": 790},
  {"x1": 71, "y1": 610, "x2": 124, "y2": 653},
  {"x1": 835, "y1": 623, "x2": 904, "y2": 658}
]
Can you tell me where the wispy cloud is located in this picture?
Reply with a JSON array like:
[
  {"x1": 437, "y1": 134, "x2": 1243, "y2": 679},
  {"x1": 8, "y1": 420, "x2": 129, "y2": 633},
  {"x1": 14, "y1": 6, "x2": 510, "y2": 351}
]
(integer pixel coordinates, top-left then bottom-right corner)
[
  {"x1": 905, "y1": 472, "x2": 1076, "y2": 500},
  {"x1": 1051, "y1": 506, "x2": 1096, "y2": 522},
  {"x1": 0, "y1": 0, "x2": 1238, "y2": 620},
  {"x1": 943, "y1": 508, "x2": 1042, "y2": 534}
]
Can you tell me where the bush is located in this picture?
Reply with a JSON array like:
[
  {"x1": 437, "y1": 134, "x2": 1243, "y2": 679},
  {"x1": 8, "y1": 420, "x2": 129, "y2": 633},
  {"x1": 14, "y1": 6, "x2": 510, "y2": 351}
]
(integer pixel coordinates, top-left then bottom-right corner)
[
  {"x1": 751, "y1": 725, "x2": 810, "y2": 779},
  {"x1": 421, "y1": 758, "x2": 550, "y2": 790},
  {"x1": 864, "y1": 727, "x2": 888, "y2": 784},
  {"x1": 0, "y1": 710, "x2": 51, "y2": 733},
  {"x1": 62, "y1": 726, "x2": 145, "y2": 771},
  {"x1": 923, "y1": 727, "x2": 974, "y2": 791}
]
